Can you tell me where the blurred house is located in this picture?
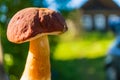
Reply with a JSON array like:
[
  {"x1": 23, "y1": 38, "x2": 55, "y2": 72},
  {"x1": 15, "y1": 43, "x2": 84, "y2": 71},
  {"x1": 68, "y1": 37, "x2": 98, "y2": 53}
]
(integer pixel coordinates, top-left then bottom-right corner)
[{"x1": 80, "y1": 0, "x2": 120, "y2": 31}]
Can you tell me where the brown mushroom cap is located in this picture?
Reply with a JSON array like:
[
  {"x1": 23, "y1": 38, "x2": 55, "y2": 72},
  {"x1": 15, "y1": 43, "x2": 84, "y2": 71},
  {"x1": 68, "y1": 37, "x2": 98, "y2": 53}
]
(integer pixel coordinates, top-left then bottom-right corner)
[{"x1": 7, "y1": 7, "x2": 67, "y2": 43}]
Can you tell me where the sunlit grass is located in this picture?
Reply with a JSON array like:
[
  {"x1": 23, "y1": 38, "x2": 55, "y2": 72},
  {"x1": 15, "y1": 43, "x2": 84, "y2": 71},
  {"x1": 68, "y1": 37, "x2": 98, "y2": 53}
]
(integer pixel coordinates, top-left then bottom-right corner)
[{"x1": 53, "y1": 31, "x2": 114, "y2": 60}]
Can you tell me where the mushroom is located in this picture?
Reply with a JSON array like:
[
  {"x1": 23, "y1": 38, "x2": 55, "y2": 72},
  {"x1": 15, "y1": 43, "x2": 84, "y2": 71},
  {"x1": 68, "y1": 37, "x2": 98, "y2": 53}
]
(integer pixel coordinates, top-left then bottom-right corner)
[{"x1": 7, "y1": 8, "x2": 67, "y2": 80}]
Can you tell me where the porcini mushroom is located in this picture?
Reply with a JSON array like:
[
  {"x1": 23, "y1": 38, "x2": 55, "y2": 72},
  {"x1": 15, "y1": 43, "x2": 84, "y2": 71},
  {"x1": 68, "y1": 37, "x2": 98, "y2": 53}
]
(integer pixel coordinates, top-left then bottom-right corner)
[{"x1": 7, "y1": 8, "x2": 67, "y2": 80}]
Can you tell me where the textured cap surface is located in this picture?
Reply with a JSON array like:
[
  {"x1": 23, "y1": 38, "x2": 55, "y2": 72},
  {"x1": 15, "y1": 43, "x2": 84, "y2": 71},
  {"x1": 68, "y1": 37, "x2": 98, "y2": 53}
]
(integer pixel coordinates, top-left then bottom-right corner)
[{"x1": 7, "y1": 8, "x2": 67, "y2": 43}]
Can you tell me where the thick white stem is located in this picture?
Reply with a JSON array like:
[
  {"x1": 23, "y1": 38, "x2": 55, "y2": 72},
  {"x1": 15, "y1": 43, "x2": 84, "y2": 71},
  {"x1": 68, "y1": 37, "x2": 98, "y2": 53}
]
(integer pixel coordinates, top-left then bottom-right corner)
[{"x1": 20, "y1": 35, "x2": 51, "y2": 80}]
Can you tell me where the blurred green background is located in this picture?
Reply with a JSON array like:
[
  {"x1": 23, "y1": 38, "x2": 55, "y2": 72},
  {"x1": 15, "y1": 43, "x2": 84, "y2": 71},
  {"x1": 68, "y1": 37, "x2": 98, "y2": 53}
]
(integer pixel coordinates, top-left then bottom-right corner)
[{"x1": 0, "y1": 0, "x2": 117, "y2": 80}]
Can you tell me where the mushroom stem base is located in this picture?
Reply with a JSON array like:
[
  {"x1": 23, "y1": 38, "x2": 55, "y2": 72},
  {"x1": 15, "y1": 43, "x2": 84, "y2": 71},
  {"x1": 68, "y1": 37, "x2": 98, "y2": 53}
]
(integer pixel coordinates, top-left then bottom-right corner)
[{"x1": 20, "y1": 35, "x2": 51, "y2": 80}]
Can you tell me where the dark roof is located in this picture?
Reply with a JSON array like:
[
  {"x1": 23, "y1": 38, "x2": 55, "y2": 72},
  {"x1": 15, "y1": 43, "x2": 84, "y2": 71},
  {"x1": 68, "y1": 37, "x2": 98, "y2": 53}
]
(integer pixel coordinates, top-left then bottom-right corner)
[{"x1": 81, "y1": 0, "x2": 120, "y2": 10}]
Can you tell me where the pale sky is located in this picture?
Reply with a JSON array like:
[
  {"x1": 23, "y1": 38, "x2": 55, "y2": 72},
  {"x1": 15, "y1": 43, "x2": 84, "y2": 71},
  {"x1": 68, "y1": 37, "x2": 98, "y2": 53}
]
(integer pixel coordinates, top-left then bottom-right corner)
[
  {"x1": 114, "y1": 0, "x2": 120, "y2": 7},
  {"x1": 43, "y1": 0, "x2": 88, "y2": 11}
]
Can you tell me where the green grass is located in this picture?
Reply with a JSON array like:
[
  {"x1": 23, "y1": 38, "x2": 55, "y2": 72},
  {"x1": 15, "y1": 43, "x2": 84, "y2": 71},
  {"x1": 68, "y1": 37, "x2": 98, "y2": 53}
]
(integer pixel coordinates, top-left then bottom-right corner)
[
  {"x1": 53, "y1": 31, "x2": 114, "y2": 60},
  {"x1": 51, "y1": 31, "x2": 114, "y2": 80},
  {"x1": 51, "y1": 57, "x2": 106, "y2": 80}
]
